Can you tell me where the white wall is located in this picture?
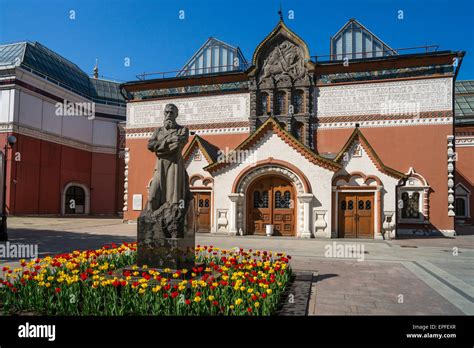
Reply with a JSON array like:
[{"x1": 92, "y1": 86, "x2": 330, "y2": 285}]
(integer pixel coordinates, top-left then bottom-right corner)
[
  {"x1": 0, "y1": 69, "x2": 123, "y2": 153},
  {"x1": 210, "y1": 130, "x2": 335, "y2": 235},
  {"x1": 316, "y1": 77, "x2": 453, "y2": 117},
  {"x1": 0, "y1": 90, "x2": 16, "y2": 123}
]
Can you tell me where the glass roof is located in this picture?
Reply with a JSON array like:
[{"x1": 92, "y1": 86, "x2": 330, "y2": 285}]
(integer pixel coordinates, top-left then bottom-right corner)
[
  {"x1": 455, "y1": 81, "x2": 474, "y2": 125},
  {"x1": 455, "y1": 80, "x2": 474, "y2": 94},
  {"x1": 0, "y1": 41, "x2": 124, "y2": 106}
]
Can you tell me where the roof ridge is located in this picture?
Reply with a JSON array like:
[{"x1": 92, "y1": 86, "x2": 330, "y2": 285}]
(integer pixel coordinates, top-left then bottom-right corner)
[{"x1": 204, "y1": 117, "x2": 341, "y2": 173}]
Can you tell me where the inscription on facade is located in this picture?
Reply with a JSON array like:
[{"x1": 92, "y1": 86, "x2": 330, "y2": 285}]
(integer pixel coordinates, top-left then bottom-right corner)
[
  {"x1": 127, "y1": 93, "x2": 250, "y2": 127},
  {"x1": 316, "y1": 78, "x2": 452, "y2": 117}
]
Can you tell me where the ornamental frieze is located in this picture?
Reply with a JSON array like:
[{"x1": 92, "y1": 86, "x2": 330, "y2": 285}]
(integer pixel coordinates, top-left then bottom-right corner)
[{"x1": 131, "y1": 81, "x2": 249, "y2": 100}]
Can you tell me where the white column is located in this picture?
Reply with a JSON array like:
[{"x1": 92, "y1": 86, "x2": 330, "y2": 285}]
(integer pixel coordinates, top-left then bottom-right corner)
[
  {"x1": 297, "y1": 193, "x2": 314, "y2": 239},
  {"x1": 228, "y1": 193, "x2": 243, "y2": 236}
]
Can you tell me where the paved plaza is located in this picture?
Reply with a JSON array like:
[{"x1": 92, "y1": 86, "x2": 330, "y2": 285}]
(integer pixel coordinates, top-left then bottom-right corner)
[{"x1": 1, "y1": 217, "x2": 473, "y2": 315}]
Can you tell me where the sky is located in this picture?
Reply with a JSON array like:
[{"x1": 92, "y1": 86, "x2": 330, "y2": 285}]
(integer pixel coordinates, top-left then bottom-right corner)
[{"x1": 0, "y1": 0, "x2": 473, "y2": 82}]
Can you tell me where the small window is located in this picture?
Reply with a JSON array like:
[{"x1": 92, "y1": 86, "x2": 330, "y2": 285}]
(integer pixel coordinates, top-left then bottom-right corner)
[
  {"x1": 204, "y1": 199, "x2": 209, "y2": 208},
  {"x1": 348, "y1": 200, "x2": 354, "y2": 210},
  {"x1": 358, "y1": 200, "x2": 364, "y2": 210},
  {"x1": 293, "y1": 122, "x2": 304, "y2": 140},
  {"x1": 258, "y1": 93, "x2": 269, "y2": 116},
  {"x1": 365, "y1": 200, "x2": 371, "y2": 210},
  {"x1": 199, "y1": 199, "x2": 204, "y2": 207},
  {"x1": 254, "y1": 191, "x2": 269, "y2": 208},
  {"x1": 284, "y1": 191, "x2": 291, "y2": 208},
  {"x1": 262, "y1": 191, "x2": 269, "y2": 208},
  {"x1": 276, "y1": 91, "x2": 286, "y2": 115},
  {"x1": 401, "y1": 192, "x2": 420, "y2": 219},
  {"x1": 253, "y1": 191, "x2": 260, "y2": 208},
  {"x1": 341, "y1": 201, "x2": 346, "y2": 210},
  {"x1": 275, "y1": 191, "x2": 282, "y2": 208},
  {"x1": 293, "y1": 90, "x2": 304, "y2": 114}
]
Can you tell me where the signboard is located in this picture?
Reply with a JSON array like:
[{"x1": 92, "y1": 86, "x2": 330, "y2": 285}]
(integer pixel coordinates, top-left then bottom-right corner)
[{"x1": 133, "y1": 194, "x2": 143, "y2": 211}]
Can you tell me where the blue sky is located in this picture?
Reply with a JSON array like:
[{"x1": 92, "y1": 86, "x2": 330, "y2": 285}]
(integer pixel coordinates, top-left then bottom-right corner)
[{"x1": 1, "y1": 0, "x2": 473, "y2": 82}]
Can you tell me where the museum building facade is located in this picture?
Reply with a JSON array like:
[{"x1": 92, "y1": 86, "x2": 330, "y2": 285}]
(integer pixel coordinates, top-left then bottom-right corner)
[
  {"x1": 0, "y1": 42, "x2": 126, "y2": 216},
  {"x1": 121, "y1": 19, "x2": 469, "y2": 238}
]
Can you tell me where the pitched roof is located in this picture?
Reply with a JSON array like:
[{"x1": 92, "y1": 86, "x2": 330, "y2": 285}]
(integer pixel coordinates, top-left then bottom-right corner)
[
  {"x1": 204, "y1": 117, "x2": 341, "y2": 173},
  {"x1": 0, "y1": 41, "x2": 124, "y2": 106},
  {"x1": 177, "y1": 37, "x2": 248, "y2": 77},
  {"x1": 334, "y1": 127, "x2": 407, "y2": 179},
  {"x1": 251, "y1": 20, "x2": 311, "y2": 66},
  {"x1": 330, "y1": 19, "x2": 397, "y2": 60},
  {"x1": 183, "y1": 134, "x2": 220, "y2": 164}
]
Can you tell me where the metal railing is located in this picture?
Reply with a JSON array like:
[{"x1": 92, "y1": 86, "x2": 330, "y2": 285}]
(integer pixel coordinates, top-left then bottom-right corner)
[
  {"x1": 312, "y1": 45, "x2": 440, "y2": 62},
  {"x1": 136, "y1": 63, "x2": 250, "y2": 80}
]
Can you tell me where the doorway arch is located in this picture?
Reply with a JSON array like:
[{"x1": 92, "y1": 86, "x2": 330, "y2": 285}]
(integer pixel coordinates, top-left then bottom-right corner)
[
  {"x1": 246, "y1": 175, "x2": 296, "y2": 236},
  {"x1": 61, "y1": 182, "x2": 90, "y2": 215}
]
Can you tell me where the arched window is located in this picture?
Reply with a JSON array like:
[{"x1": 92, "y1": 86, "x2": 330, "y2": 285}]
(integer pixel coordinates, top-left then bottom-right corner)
[
  {"x1": 253, "y1": 191, "x2": 260, "y2": 208},
  {"x1": 262, "y1": 191, "x2": 269, "y2": 208},
  {"x1": 293, "y1": 90, "x2": 304, "y2": 114},
  {"x1": 293, "y1": 122, "x2": 304, "y2": 141},
  {"x1": 398, "y1": 168, "x2": 430, "y2": 223},
  {"x1": 258, "y1": 92, "x2": 269, "y2": 116},
  {"x1": 275, "y1": 191, "x2": 281, "y2": 208},
  {"x1": 275, "y1": 91, "x2": 286, "y2": 115},
  {"x1": 283, "y1": 190, "x2": 291, "y2": 208},
  {"x1": 254, "y1": 191, "x2": 269, "y2": 208}
]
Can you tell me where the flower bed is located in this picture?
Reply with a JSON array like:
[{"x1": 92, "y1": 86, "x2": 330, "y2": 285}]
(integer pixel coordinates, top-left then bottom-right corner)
[{"x1": 0, "y1": 243, "x2": 292, "y2": 316}]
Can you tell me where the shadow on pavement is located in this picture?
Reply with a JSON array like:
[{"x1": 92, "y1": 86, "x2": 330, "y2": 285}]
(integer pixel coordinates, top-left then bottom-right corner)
[
  {"x1": 315, "y1": 273, "x2": 339, "y2": 282},
  {"x1": 1, "y1": 228, "x2": 136, "y2": 258}
]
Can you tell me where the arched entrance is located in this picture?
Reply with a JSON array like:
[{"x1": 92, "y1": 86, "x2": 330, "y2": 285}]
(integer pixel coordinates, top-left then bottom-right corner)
[
  {"x1": 246, "y1": 175, "x2": 296, "y2": 236},
  {"x1": 61, "y1": 182, "x2": 90, "y2": 215}
]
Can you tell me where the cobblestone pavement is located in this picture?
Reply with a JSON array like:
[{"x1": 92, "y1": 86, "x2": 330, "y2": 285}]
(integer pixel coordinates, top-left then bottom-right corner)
[{"x1": 1, "y1": 217, "x2": 473, "y2": 315}]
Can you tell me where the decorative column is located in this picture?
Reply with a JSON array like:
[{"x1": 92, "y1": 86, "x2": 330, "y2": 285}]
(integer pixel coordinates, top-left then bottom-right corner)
[
  {"x1": 297, "y1": 193, "x2": 313, "y2": 239},
  {"x1": 228, "y1": 193, "x2": 243, "y2": 236},
  {"x1": 374, "y1": 186, "x2": 383, "y2": 239},
  {"x1": 447, "y1": 135, "x2": 455, "y2": 216},
  {"x1": 123, "y1": 148, "x2": 130, "y2": 214}
]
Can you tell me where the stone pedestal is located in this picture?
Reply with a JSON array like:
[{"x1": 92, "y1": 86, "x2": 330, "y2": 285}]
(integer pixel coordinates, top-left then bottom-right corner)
[{"x1": 137, "y1": 200, "x2": 195, "y2": 270}]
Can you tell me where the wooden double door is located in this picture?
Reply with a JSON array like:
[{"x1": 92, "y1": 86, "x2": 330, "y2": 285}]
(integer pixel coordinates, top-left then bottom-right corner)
[
  {"x1": 193, "y1": 192, "x2": 211, "y2": 232},
  {"x1": 338, "y1": 192, "x2": 374, "y2": 238},
  {"x1": 247, "y1": 176, "x2": 295, "y2": 236}
]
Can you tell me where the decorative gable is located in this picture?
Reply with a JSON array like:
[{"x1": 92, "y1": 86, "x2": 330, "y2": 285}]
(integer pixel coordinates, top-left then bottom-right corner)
[
  {"x1": 204, "y1": 117, "x2": 341, "y2": 173},
  {"x1": 335, "y1": 127, "x2": 406, "y2": 179},
  {"x1": 249, "y1": 20, "x2": 314, "y2": 88}
]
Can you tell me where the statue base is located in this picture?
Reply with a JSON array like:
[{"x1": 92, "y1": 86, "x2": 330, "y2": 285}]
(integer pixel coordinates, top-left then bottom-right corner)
[{"x1": 137, "y1": 200, "x2": 195, "y2": 270}]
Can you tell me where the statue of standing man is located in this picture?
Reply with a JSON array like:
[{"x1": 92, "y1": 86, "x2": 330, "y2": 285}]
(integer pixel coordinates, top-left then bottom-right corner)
[{"x1": 144, "y1": 103, "x2": 193, "y2": 239}]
